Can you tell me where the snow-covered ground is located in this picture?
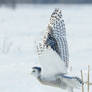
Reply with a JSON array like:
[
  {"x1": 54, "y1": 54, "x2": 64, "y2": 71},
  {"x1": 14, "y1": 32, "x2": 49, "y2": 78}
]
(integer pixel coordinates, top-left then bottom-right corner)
[{"x1": 0, "y1": 4, "x2": 92, "y2": 92}]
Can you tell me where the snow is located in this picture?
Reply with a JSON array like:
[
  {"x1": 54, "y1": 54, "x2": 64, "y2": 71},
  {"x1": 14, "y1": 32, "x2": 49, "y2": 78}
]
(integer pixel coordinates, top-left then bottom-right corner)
[{"x1": 0, "y1": 4, "x2": 92, "y2": 92}]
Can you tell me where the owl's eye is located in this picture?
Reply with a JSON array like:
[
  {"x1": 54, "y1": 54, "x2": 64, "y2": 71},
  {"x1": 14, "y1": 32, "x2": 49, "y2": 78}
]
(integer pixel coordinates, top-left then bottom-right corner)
[{"x1": 32, "y1": 70, "x2": 35, "y2": 72}]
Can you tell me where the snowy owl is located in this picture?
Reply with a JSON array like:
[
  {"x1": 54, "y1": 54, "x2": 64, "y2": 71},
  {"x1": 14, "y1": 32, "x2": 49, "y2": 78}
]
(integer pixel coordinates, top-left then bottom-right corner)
[{"x1": 31, "y1": 9, "x2": 83, "y2": 92}]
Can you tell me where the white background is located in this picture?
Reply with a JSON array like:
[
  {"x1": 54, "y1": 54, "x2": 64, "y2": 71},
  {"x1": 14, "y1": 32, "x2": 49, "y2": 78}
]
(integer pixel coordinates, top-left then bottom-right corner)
[{"x1": 0, "y1": 4, "x2": 92, "y2": 92}]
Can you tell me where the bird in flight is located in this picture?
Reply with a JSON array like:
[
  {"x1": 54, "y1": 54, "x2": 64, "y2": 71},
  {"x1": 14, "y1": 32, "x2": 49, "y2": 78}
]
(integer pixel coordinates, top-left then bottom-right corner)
[{"x1": 31, "y1": 8, "x2": 83, "y2": 92}]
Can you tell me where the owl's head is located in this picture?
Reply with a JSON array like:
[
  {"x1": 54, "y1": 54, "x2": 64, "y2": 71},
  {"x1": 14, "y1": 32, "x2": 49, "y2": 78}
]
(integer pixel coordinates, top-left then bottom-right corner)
[{"x1": 31, "y1": 66, "x2": 41, "y2": 78}]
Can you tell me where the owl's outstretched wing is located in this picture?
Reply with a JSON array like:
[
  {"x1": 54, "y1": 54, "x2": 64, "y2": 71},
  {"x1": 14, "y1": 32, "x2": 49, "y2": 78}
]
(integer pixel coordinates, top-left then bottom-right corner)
[
  {"x1": 44, "y1": 9, "x2": 69, "y2": 67},
  {"x1": 37, "y1": 9, "x2": 69, "y2": 77}
]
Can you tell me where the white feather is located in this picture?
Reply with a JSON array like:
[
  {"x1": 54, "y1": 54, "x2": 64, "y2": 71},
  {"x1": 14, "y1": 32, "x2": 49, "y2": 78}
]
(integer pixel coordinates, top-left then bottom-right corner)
[{"x1": 37, "y1": 45, "x2": 67, "y2": 77}]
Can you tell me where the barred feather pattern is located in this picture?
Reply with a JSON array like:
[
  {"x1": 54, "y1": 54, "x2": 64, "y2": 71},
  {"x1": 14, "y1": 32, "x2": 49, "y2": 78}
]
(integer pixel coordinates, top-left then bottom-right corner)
[{"x1": 44, "y1": 9, "x2": 69, "y2": 67}]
